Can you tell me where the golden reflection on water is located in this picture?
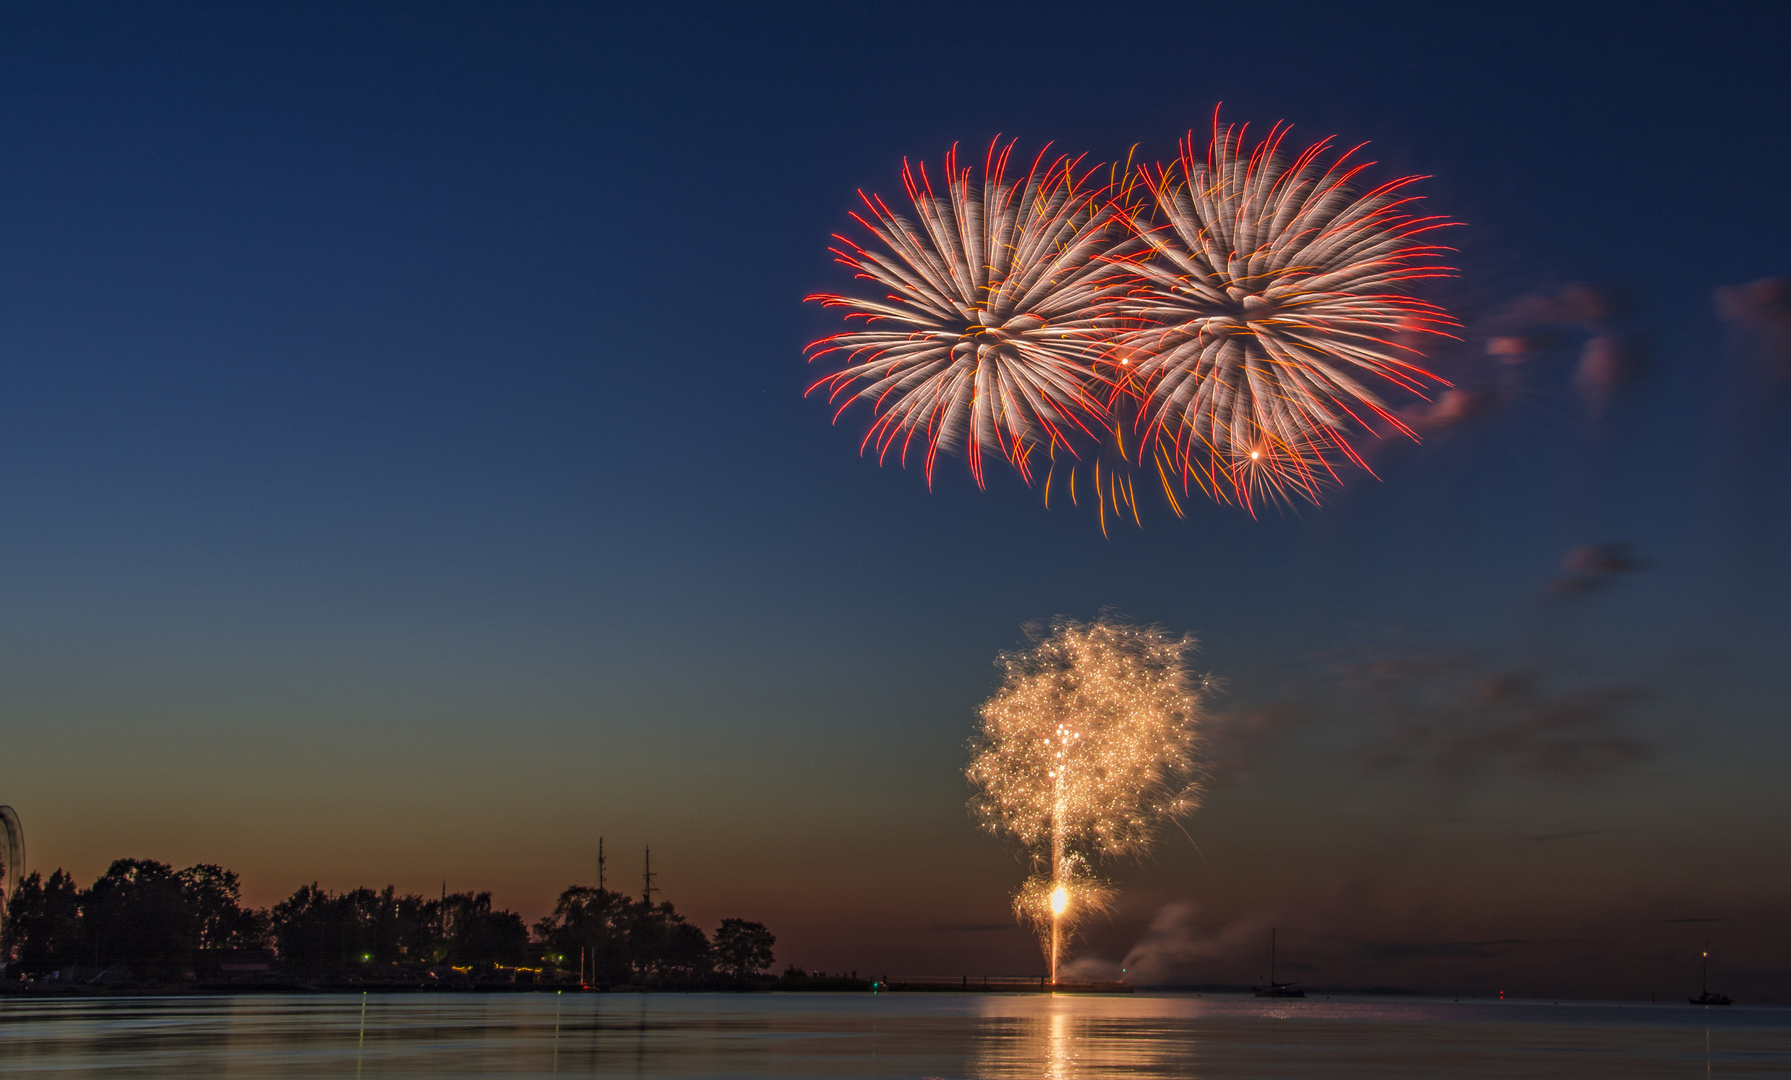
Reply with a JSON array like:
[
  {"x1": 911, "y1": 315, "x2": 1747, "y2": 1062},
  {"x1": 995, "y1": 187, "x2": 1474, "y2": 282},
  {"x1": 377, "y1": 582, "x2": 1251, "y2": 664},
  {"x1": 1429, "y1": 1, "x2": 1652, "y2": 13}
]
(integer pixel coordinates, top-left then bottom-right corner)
[
  {"x1": 972, "y1": 993, "x2": 1193, "y2": 1079},
  {"x1": 1047, "y1": 1004, "x2": 1074, "y2": 1080}
]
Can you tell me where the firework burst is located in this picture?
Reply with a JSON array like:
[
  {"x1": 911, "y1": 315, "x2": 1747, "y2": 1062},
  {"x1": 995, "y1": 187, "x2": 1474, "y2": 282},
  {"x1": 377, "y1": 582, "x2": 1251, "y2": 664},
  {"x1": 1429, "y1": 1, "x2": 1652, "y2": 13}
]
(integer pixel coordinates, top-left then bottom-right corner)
[
  {"x1": 804, "y1": 141, "x2": 1136, "y2": 488},
  {"x1": 1113, "y1": 110, "x2": 1460, "y2": 510},
  {"x1": 805, "y1": 114, "x2": 1460, "y2": 517},
  {"x1": 966, "y1": 616, "x2": 1205, "y2": 981}
]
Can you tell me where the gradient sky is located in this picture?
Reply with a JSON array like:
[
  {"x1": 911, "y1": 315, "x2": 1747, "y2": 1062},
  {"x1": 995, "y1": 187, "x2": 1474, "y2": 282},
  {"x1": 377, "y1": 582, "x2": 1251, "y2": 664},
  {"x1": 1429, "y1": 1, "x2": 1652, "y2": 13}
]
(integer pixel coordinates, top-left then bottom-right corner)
[{"x1": 1, "y1": 3, "x2": 1787, "y2": 999}]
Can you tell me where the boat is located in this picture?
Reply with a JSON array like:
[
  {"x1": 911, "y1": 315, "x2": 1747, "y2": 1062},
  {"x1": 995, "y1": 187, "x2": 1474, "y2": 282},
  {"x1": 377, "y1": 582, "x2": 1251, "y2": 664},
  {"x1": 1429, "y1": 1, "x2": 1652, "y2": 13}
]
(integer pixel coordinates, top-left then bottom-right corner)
[
  {"x1": 1253, "y1": 928, "x2": 1306, "y2": 998},
  {"x1": 1689, "y1": 949, "x2": 1731, "y2": 1006}
]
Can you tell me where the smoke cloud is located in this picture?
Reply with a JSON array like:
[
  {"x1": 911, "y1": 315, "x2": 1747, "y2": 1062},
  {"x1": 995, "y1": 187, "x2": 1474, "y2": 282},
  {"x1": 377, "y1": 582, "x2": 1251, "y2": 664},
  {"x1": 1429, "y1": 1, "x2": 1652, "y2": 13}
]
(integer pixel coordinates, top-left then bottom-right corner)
[
  {"x1": 1550, "y1": 541, "x2": 1649, "y2": 594},
  {"x1": 1715, "y1": 277, "x2": 1791, "y2": 382},
  {"x1": 1060, "y1": 900, "x2": 1281, "y2": 984},
  {"x1": 1205, "y1": 637, "x2": 1653, "y2": 784}
]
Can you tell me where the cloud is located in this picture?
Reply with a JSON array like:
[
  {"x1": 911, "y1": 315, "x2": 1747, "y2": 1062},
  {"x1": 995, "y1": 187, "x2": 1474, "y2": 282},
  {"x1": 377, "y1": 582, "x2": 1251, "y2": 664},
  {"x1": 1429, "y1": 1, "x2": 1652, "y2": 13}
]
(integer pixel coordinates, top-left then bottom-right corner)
[
  {"x1": 1714, "y1": 277, "x2": 1791, "y2": 382},
  {"x1": 1476, "y1": 284, "x2": 1648, "y2": 414},
  {"x1": 1574, "y1": 333, "x2": 1648, "y2": 411},
  {"x1": 1366, "y1": 672, "x2": 1649, "y2": 777},
  {"x1": 1400, "y1": 388, "x2": 1497, "y2": 433},
  {"x1": 1484, "y1": 283, "x2": 1634, "y2": 359},
  {"x1": 1199, "y1": 627, "x2": 1660, "y2": 788},
  {"x1": 1329, "y1": 653, "x2": 1651, "y2": 778},
  {"x1": 1563, "y1": 542, "x2": 1648, "y2": 577},
  {"x1": 1201, "y1": 701, "x2": 1312, "y2": 782},
  {"x1": 1485, "y1": 333, "x2": 1558, "y2": 362},
  {"x1": 1550, "y1": 541, "x2": 1649, "y2": 595}
]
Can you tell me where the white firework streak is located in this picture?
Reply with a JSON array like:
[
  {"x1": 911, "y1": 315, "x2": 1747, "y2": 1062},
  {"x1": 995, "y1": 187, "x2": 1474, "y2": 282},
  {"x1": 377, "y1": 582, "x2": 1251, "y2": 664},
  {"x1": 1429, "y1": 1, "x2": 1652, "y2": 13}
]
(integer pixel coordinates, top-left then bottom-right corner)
[
  {"x1": 1113, "y1": 115, "x2": 1459, "y2": 509},
  {"x1": 806, "y1": 141, "x2": 1136, "y2": 488}
]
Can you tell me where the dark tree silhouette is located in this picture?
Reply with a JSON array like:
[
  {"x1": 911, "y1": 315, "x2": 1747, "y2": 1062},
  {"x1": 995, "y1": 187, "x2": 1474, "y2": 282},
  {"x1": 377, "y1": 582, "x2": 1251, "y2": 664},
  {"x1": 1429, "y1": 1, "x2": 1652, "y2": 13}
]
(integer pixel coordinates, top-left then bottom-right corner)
[
  {"x1": 268, "y1": 884, "x2": 530, "y2": 971},
  {"x1": 440, "y1": 891, "x2": 530, "y2": 966},
  {"x1": 179, "y1": 864, "x2": 265, "y2": 951},
  {"x1": 81, "y1": 860, "x2": 200, "y2": 974},
  {"x1": 534, "y1": 886, "x2": 634, "y2": 981},
  {"x1": 533, "y1": 887, "x2": 713, "y2": 982},
  {"x1": 712, "y1": 918, "x2": 775, "y2": 978},
  {"x1": 4, "y1": 862, "x2": 265, "y2": 979},
  {"x1": 2, "y1": 870, "x2": 82, "y2": 975}
]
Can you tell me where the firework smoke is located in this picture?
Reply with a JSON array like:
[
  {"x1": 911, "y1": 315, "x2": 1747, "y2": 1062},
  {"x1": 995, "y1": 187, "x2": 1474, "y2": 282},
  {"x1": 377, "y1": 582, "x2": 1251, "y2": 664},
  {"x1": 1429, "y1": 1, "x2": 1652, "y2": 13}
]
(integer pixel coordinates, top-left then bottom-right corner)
[{"x1": 966, "y1": 616, "x2": 1205, "y2": 981}]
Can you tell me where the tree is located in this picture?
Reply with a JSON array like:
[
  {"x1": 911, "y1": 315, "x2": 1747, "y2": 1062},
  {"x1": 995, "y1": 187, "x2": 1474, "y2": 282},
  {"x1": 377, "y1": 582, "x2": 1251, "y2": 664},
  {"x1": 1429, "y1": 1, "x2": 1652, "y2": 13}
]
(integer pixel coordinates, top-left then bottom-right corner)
[
  {"x1": 534, "y1": 886, "x2": 640, "y2": 983},
  {"x1": 532, "y1": 887, "x2": 714, "y2": 982},
  {"x1": 440, "y1": 891, "x2": 529, "y2": 966},
  {"x1": 268, "y1": 883, "x2": 344, "y2": 969},
  {"x1": 268, "y1": 883, "x2": 532, "y2": 971},
  {"x1": 627, "y1": 901, "x2": 711, "y2": 979},
  {"x1": 271, "y1": 884, "x2": 420, "y2": 969},
  {"x1": 81, "y1": 859, "x2": 198, "y2": 975},
  {"x1": 2, "y1": 870, "x2": 82, "y2": 975},
  {"x1": 178, "y1": 864, "x2": 265, "y2": 952},
  {"x1": 5, "y1": 861, "x2": 263, "y2": 979},
  {"x1": 712, "y1": 918, "x2": 774, "y2": 978}
]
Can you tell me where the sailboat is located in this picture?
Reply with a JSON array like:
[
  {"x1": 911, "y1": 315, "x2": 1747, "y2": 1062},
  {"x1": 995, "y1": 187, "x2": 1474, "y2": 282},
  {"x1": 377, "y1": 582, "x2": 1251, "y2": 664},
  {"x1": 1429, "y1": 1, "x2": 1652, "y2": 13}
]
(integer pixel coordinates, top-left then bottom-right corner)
[
  {"x1": 1253, "y1": 928, "x2": 1306, "y2": 998},
  {"x1": 1689, "y1": 949, "x2": 1732, "y2": 1006}
]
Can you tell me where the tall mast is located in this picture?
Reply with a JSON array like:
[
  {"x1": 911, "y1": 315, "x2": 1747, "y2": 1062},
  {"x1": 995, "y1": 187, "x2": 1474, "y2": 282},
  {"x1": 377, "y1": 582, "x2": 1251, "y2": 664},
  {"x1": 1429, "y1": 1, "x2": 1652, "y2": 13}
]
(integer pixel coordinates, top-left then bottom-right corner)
[
  {"x1": 642, "y1": 845, "x2": 657, "y2": 905},
  {"x1": 597, "y1": 836, "x2": 606, "y2": 891}
]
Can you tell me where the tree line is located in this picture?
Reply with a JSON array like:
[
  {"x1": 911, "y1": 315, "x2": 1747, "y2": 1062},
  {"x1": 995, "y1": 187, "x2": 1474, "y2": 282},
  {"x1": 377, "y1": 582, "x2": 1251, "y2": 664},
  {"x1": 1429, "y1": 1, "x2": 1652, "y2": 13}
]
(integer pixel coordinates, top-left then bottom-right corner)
[{"x1": 2, "y1": 858, "x2": 776, "y2": 986}]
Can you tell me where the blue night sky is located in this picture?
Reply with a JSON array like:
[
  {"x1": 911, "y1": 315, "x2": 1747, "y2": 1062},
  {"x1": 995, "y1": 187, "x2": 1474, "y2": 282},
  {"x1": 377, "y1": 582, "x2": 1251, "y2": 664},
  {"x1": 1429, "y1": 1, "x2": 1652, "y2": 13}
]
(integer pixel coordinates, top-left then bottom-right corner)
[{"x1": 1, "y1": 3, "x2": 1786, "y2": 996}]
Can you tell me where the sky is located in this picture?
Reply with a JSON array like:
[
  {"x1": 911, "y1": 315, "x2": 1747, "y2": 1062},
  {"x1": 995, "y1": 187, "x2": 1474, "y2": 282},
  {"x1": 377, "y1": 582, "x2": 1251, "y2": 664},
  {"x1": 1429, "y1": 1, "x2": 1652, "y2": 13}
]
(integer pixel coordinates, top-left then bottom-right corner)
[{"x1": 1, "y1": 2, "x2": 1788, "y2": 999}]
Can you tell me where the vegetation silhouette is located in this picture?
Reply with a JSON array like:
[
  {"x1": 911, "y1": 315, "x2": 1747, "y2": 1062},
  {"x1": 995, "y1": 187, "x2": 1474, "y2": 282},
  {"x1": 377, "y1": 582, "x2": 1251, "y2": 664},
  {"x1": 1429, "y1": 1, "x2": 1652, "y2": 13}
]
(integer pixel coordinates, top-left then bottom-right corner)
[{"x1": 2, "y1": 858, "x2": 797, "y2": 991}]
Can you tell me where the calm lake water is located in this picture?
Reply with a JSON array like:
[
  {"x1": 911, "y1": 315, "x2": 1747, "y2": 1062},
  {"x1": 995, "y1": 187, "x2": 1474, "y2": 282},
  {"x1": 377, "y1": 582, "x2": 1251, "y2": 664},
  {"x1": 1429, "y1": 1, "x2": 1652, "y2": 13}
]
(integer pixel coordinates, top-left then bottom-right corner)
[{"x1": 1, "y1": 992, "x2": 1786, "y2": 1078}]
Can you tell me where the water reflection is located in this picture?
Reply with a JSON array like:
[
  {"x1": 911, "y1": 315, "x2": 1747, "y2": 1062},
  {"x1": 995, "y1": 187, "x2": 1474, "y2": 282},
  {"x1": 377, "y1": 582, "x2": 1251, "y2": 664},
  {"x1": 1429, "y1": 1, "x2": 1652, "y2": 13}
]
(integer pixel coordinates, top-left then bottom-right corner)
[
  {"x1": 971, "y1": 995, "x2": 1190, "y2": 1078},
  {"x1": 1047, "y1": 1004, "x2": 1074, "y2": 1079},
  {"x1": 964, "y1": 992, "x2": 1791, "y2": 1080},
  {"x1": 0, "y1": 992, "x2": 1785, "y2": 1078}
]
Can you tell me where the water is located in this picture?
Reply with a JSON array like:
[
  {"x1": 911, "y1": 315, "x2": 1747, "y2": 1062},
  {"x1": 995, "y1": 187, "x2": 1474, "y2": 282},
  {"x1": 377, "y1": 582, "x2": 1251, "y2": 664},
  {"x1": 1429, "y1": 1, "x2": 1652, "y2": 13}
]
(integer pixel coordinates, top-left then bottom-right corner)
[{"x1": 1, "y1": 992, "x2": 1786, "y2": 1078}]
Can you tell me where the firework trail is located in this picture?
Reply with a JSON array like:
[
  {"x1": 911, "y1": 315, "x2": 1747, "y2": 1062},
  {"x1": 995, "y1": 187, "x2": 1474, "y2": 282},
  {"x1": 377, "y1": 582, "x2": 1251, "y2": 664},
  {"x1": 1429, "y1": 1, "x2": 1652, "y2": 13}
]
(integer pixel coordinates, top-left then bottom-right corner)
[
  {"x1": 1112, "y1": 111, "x2": 1460, "y2": 510},
  {"x1": 804, "y1": 140, "x2": 1136, "y2": 488},
  {"x1": 966, "y1": 616, "x2": 1205, "y2": 981}
]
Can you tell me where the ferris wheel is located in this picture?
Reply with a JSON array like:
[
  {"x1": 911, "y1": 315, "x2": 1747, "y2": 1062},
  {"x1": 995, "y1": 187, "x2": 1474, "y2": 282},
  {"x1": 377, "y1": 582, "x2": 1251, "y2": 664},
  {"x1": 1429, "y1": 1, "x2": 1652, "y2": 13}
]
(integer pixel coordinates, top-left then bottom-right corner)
[{"x1": 0, "y1": 806, "x2": 23, "y2": 942}]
